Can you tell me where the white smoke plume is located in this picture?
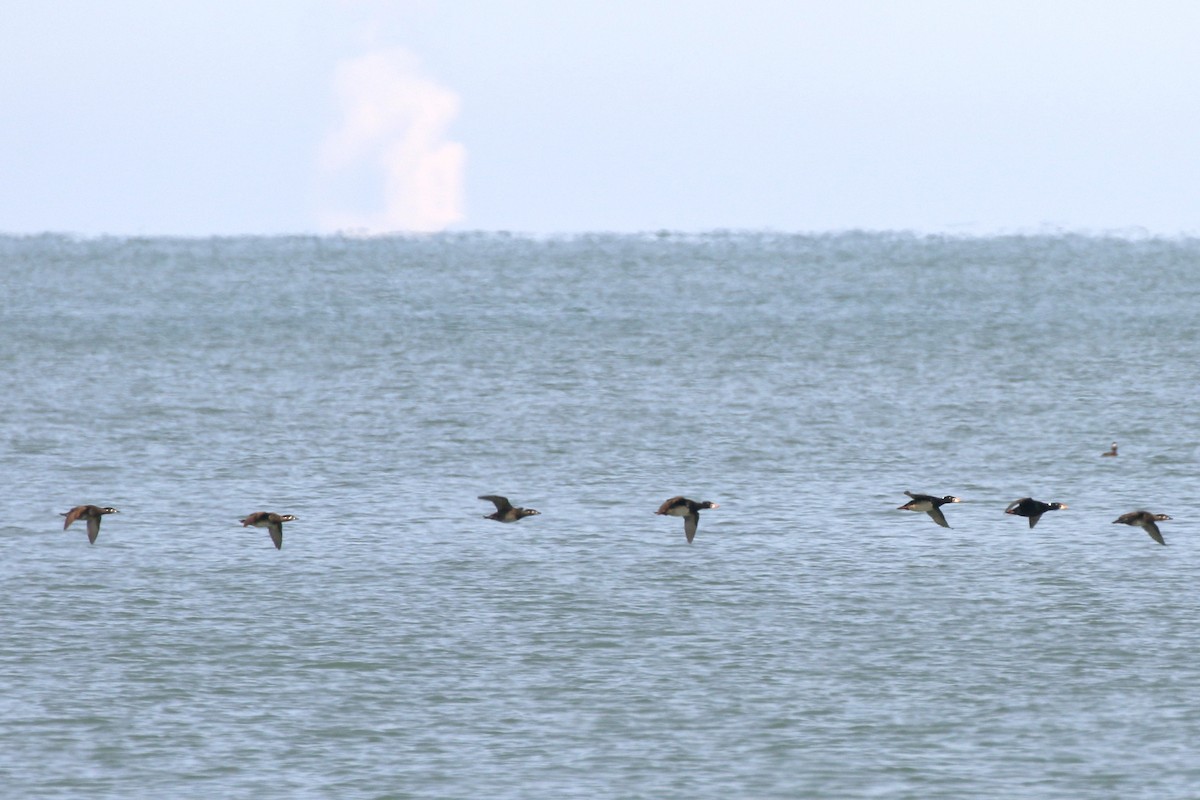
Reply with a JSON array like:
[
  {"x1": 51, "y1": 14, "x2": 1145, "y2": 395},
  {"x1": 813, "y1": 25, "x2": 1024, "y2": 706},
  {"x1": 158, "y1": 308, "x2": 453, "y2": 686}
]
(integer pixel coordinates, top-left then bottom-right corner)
[{"x1": 318, "y1": 48, "x2": 465, "y2": 233}]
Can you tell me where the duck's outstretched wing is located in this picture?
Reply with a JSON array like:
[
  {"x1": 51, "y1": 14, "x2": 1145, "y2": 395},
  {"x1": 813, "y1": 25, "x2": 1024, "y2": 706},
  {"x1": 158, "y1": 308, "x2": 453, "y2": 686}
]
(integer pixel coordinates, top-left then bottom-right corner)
[
  {"x1": 62, "y1": 506, "x2": 85, "y2": 530},
  {"x1": 657, "y1": 496, "x2": 685, "y2": 515},
  {"x1": 1005, "y1": 498, "x2": 1029, "y2": 515},
  {"x1": 479, "y1": 495, "x2": 513, "y2": 513}
]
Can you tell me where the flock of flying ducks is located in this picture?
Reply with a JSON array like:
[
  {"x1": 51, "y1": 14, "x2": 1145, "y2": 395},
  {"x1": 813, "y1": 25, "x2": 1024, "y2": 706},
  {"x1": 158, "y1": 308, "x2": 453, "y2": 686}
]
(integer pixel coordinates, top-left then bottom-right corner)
[
  {"x1": 897, "y1": 491, "x2": 1172, "y2": 545},
  {"x1": 56, "y1": 442, "x2": 1171, "y2": 548},
  {"x1": 59, "y1": 506, "x2": 302, "y2": 549},
  {"x1": 895, "y1": 442, "x2": 1173, "y2": 546},
  {"x1": 474, "y1": 495, "x2": 720, "y2": 544},
  {"x1": 55, "y1": 496, "x2": 718, "y2": 549}
]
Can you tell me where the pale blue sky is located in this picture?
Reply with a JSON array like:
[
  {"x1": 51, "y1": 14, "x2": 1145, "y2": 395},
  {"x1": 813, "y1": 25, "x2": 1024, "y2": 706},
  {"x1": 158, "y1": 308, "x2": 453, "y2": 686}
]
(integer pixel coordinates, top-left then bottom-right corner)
[{"x1": 2, "y1": 1, "x2": 1198, "y2": 235}]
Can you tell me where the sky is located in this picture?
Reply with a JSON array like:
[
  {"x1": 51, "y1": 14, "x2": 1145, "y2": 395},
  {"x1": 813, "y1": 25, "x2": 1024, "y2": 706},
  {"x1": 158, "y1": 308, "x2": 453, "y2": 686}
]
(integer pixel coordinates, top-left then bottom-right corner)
[{"x1": 1, "y1": 0, "x2": 1199, "y2": 236}]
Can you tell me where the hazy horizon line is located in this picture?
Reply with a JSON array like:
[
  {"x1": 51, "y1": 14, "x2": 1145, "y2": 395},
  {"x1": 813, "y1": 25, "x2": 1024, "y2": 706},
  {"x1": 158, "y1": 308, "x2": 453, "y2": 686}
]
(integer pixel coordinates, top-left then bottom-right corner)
[{"x1": 2, "y1": 225, "x2": 1197, "y2": 243}]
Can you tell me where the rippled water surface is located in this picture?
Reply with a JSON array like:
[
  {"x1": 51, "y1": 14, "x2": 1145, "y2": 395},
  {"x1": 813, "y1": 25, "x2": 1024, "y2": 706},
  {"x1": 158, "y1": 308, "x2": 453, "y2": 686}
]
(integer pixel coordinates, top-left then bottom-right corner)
[{"x1": 2, "y1": 232, "x2": 1200, "y2": 798}]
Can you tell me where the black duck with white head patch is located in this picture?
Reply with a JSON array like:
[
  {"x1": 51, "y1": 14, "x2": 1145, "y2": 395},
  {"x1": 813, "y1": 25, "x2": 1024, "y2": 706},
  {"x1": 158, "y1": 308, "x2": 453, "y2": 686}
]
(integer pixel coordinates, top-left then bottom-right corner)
[
  {"x1": 240, "y1": 512, "x2": 299, "y2": 550},
  {"x1": 479, "y1": 495, "x2": 540, "y2": 523},
  {"x1": 1004, "y1": 497, "x2": 1068, "y2": 528},
  {"x1": 1112, "y1": 510, "x2": 1171, "y2": 546},
  {"x1": 60, "y1": 505, "x2": 119, "y2": 544},
  {"x1": 656, "y1": 496, "x2": 719, "y2": 543},
  {"x1": 897, "y1": 491, "x2": 962, "y2": 528}
]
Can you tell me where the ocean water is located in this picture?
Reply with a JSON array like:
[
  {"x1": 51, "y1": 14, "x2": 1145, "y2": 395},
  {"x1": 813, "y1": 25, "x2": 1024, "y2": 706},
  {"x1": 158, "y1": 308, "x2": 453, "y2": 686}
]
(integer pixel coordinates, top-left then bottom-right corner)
[{"x1": 2, "y1": 231, "x2": 1199, "y2": 799}]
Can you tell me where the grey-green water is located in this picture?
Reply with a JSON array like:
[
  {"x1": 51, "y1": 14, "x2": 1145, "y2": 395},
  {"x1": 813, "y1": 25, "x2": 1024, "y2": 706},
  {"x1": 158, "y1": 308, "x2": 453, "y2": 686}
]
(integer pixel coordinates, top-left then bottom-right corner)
[{"x1": 2, "y1": 232, "x2": 1200, "y2": 798}]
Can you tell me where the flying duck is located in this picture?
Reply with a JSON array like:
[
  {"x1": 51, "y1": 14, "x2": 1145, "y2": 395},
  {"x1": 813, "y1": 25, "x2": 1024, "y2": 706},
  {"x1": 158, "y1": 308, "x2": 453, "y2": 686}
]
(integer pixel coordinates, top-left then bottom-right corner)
[
  {"x1": 897, "y1": 491, "x2": 962, "y2": 528},
  {"x1": 479, "y1": 495, "x2": 540, "y2": 523},
  {"x1": 656, "y1": 496, "x2": 719, "y2": 543},
  {"x1": 1102, "y1": 442, "x2": 1118, "y2": 457},
  {"x1": 239, "y1": 512, "x2": 298, "y2": 550},
  {"x1": 1004, "y1": 497, "x2": 1068, "y2": 528},
  {"x1": 1112, "y1": 511, "x2": 1171, "y2": 546},
  {"x1": 60, "y1": 505, "x2": 119, "y2": 544}
]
